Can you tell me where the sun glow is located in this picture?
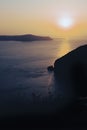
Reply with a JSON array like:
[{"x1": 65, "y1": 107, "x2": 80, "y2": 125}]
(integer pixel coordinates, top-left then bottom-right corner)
[{"x1": 58, "y1": 16, "x2": 74, "y2": 29}]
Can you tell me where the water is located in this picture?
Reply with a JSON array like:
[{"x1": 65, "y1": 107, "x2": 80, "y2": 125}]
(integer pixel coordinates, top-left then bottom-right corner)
[{"x1": 0, "y1": 39, "x2": 86, "y2": 116}]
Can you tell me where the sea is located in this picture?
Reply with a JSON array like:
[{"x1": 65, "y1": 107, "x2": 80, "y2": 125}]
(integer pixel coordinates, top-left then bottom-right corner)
[{"x1": 0, "y1": 39, "x2": 86, "y2": 117}]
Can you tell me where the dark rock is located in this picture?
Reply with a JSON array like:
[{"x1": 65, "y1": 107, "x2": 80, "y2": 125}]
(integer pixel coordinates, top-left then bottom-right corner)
[
  {"x1": 54, "y1": 45, "x2": 87, "y2": 98},
  {"x1": 47, "y1": 66, "x2": 54, "y2": 71}
]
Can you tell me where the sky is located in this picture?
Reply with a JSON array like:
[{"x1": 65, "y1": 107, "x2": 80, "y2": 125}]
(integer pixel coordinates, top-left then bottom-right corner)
[{"x1": 0, "y1": 0, "x2": 87, "y2": 38}]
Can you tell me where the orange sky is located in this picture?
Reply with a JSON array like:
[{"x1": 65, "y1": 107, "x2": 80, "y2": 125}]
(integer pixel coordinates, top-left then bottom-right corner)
[{"x1": 0, "y1": 0, "x2": 87, "y2": 38}]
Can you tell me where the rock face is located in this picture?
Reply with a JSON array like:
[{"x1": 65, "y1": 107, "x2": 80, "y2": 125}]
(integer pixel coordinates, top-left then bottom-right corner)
[
  {"x1": 47, "y1": 66, "x2": 54, "y2": 71},
  {"x1": 54, "y1": 45, "x2": 87, "y2": 97}
]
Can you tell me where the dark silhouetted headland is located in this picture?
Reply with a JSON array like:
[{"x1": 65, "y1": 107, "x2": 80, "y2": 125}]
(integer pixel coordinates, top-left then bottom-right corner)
[
  {"x1": 0, "y1": 34, "x2": 52, "y2": 41},
  {"x1": 54, "y1": 45, "x2": 87, "y2": 98}
]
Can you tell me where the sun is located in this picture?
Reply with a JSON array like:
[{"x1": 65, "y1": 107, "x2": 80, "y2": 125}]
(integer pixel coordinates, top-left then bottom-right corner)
[{"x1": 58, "y1": 17, "x2": 74, "y2": 29}]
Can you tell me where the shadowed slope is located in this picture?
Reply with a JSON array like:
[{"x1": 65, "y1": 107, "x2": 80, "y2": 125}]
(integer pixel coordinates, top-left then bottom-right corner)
[{"x1": 54, "y1": 45, "x2": 87, "y2": 97}]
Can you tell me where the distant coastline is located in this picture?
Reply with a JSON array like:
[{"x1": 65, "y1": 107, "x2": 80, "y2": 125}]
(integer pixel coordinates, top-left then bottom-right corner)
[{"x1": 0, "y1": 34, "x2": 52, "y2": 42}]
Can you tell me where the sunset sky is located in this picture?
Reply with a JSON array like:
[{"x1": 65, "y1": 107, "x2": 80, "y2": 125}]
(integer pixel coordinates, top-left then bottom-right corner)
[{"x1": 0, "y1": 0, "x2": 87, "y2": 38}]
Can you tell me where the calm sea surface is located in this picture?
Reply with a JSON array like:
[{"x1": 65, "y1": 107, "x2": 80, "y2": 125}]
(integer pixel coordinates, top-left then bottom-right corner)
[{"x1": 0, "y1": 39, "x2": 86, "y2": 116}]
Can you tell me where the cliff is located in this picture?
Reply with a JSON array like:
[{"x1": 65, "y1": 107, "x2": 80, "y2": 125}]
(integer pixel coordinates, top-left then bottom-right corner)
[{"x1": 54, "y1": 45, "x2": 87, "y2": 97}]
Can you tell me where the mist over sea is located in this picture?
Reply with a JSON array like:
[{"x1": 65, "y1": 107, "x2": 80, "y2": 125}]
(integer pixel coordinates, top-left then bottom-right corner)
[{"x1": 0, "y1": 39, "x2": 86, "y2": 117}]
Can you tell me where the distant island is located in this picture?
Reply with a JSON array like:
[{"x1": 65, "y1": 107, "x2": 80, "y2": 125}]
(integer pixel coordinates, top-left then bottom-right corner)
[{"x1": 0, "y1": 34, "x2": 53, "y2": 42}]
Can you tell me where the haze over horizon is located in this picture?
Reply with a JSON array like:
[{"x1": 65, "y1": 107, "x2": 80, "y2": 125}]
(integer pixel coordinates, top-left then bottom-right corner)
[{"x1": 0, "y1": 0, "x2": 87, "y2": 38}]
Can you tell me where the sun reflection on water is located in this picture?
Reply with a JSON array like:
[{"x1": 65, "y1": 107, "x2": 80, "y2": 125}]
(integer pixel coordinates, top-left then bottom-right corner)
[{"x1": 58, "y1": 40, "x2": 71, "y2": 58}]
